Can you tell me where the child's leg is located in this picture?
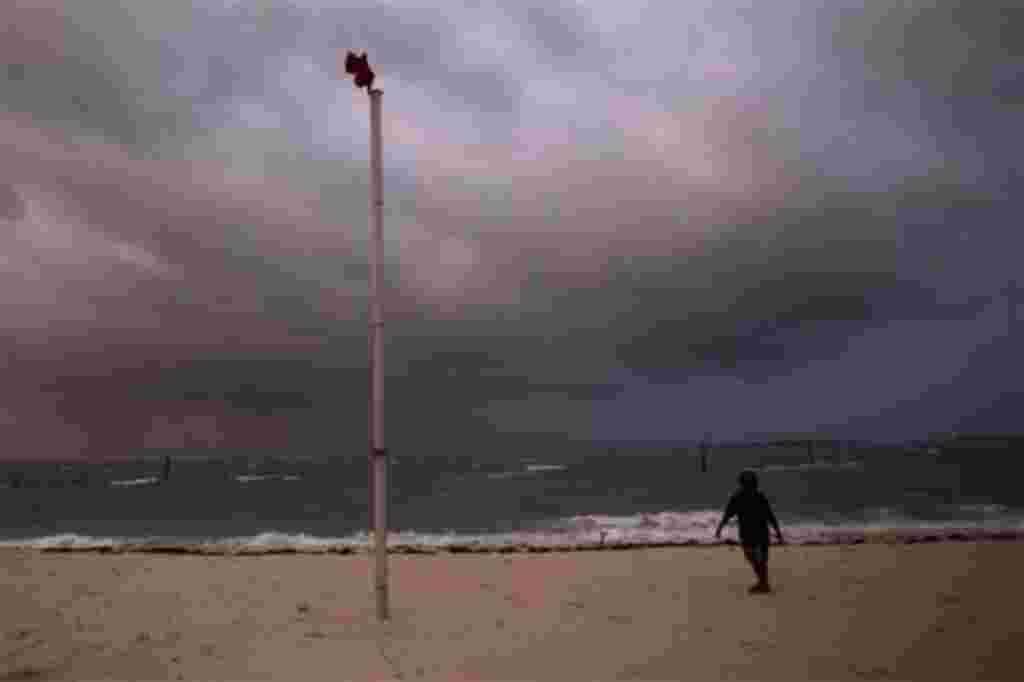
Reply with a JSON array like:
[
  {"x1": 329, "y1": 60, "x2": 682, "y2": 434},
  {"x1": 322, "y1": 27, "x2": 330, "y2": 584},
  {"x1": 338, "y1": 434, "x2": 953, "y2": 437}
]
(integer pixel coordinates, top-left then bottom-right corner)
[
  {"x1": 742, "y1": 545, "x2": 757, "y2": 573},
  {"x1": 742, "y1": 545, "x2": 761, "y2": 582},
  {"x1": 742, "y1": 543, "x2": 769, "y2": 591},
  {"x1": 753, "y1": 544, "x2": 770, "y2": 587}
]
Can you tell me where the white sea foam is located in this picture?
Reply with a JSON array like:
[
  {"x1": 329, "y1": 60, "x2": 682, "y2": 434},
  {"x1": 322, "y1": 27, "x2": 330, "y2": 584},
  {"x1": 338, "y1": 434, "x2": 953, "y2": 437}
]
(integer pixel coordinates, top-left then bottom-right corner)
[
  {"x1": 203, "y1": 531, "x2": 353, "y2": 551},
  {"x1": 0, "y1": 533, "x2": 123, "y2": 550},
  {"x1": 2, "y1": 509, "x2": 1022, "y2": 553}
]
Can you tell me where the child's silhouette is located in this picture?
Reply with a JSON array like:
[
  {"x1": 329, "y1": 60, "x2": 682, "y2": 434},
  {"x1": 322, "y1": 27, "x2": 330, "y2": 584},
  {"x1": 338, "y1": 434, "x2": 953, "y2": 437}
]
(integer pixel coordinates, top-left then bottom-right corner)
[{"x1": 715, "y1": 470, "x2": 784, "y2": 593}]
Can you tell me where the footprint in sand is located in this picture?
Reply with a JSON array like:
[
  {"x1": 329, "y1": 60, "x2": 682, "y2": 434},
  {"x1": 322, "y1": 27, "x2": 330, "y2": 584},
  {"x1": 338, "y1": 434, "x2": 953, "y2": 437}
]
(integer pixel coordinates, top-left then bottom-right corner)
[
  {"x1": 2, "y1": 664, "x2": 57, "y2": 680},
  {"x1": 739, "y1": 639, "x2": 774, "y2": 653},
  {"x1": 7, "y1": 628, "x2": 35, "y2": 641},
  {"x1": 850, "y1": 664, "x2": 892, "y2": 679}
]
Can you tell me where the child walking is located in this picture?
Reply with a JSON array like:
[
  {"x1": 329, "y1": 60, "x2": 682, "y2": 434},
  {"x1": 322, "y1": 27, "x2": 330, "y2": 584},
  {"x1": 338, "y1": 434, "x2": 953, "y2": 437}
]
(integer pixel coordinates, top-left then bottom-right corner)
[{"x1": 715, "y1": 470, "x2": 784, "y2": 593}]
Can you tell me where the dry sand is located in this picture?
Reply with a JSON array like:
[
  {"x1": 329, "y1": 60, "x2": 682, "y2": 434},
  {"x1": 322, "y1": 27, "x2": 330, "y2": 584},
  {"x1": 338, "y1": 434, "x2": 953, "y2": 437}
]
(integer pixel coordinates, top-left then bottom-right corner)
[{"x1": 1, "y1": 541, "x2": 1021, "y2": 681}]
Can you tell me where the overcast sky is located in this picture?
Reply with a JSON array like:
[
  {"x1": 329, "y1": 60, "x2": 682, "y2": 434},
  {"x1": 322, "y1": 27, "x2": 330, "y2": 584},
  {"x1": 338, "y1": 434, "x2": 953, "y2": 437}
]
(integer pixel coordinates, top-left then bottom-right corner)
[{"x1": 1, "y1": 1, "x2": 1022, "y2": 459}]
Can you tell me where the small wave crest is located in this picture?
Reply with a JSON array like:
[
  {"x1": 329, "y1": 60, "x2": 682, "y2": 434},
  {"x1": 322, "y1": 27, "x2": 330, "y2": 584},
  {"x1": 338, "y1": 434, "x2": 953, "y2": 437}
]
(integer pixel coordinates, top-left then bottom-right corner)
[
  {"x1": 756, "y1": 460, "x2": 865, "y2": 473},
  {"x1": 954, "y1": 503, "x2": 1009, "y2": 515},
  {"x1": 487, "y1": 463, "x2": 568, "y2": 479},
  {"x1": 234, "y1": 473, "x2": 300, "y2": 483},
  {"x1": 109, "y1": 477, "x2": 161, "y2": 487},
  {"x1": 485, "y1": 471, "x2": 534, "y2": 480}
]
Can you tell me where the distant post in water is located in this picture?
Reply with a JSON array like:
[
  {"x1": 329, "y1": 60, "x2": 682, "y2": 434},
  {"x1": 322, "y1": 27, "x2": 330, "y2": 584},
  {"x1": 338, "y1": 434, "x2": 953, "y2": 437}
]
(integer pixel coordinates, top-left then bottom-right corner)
[
  {"x1": 343, "y1": 49, "x2": 389, "y2": 622},
  {"x1": 699, "y1": 438, "x2": 710, "y2": 473}
]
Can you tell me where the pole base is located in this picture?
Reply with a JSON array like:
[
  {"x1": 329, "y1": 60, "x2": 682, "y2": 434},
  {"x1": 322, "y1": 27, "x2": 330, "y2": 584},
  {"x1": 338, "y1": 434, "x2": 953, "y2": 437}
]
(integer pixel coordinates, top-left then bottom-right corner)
[{"x1": 375, "y1": 584, "x2": 389, "y2": 621}]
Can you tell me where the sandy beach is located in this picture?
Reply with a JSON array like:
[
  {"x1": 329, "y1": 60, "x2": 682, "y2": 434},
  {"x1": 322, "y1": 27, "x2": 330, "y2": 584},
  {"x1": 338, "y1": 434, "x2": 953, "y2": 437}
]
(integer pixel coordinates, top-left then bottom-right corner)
[{"x1": 1, "y1": 540, "x2": 1021, "y2": 681}]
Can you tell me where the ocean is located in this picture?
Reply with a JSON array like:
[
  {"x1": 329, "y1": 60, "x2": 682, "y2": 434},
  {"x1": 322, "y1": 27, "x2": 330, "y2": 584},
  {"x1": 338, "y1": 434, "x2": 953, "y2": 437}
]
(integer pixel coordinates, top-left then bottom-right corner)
[{"x1": 2, "y1": 444, "x2": 1023, "y2": 552}]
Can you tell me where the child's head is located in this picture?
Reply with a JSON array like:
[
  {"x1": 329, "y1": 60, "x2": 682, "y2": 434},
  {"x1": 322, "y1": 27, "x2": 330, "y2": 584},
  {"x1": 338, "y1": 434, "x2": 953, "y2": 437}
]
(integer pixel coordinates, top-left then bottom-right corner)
[{"x1": 737, "y1": 469, "x2": 759, "y2": 490}]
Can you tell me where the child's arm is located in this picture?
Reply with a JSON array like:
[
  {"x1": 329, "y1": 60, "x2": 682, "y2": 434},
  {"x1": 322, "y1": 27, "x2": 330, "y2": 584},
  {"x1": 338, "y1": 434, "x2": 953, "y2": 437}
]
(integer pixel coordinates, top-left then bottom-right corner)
[
  {"x1": 765, "y1": 498, "x2": 784, "y2": 542},
  {"x1": 714, "y1": 496, "x2": 737, "y2": 538}
]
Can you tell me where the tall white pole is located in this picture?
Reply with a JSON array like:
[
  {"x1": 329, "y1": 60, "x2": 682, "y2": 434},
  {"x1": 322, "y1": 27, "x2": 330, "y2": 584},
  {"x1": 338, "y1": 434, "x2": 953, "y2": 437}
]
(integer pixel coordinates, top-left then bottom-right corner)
[{"x1": 368, "y1": 86, "x2": 389, "y2": 621}]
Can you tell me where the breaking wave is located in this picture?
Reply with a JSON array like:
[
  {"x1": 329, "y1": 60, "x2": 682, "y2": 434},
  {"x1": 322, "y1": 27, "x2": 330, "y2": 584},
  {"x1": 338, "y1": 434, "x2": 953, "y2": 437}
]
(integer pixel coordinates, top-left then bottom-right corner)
[{"x1": 4, "y1": 509, "x2": 1022, "y2": 555}]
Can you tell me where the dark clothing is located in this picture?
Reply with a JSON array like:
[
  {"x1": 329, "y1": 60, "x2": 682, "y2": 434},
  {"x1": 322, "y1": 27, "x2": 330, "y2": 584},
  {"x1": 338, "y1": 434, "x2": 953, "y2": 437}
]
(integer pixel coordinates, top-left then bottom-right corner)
[
  {"x1": 742, "y1": 542, "x2": 769, "y2": 566},
  {"x1": 723, "y1": 489, "x2": 778, "y2": 545}
]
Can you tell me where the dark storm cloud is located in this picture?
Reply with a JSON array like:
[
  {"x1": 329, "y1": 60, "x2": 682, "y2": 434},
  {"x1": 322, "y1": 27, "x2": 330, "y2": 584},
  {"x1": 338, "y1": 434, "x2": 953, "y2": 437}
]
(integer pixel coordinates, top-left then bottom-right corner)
[
  {"x1": 201, "y1": 1, "x2": 530, "y2": 126},
  {"x1": 2, "y1": 0, "x2": 1023, "y2": 458},
  {"x1": 827, "y1": 1, "x2": 1024, "y2": 184},
  {"x1": 495, "y1": 0, "x2": 611, "y2": 71},
  {"x1": 3, "y1": 2, "x2": 198, "y2": 149},
  {"x1": 831, "y1": 1, "x2": 1024, "y2": 99},
  {"x1": 602, "y1": 172, "x2": 1018, "y2": 376},
  {"x1": 389, "y1": 331, "x2": 610, "y2": 404},
  {"x1": 0, "y1": 183, "x2": 26, "y2": 221},
  {"x1": 315, "y1": 1, "x2": 526, "y2": 128},
  {"x1": 3, "y1": 1, "x2": 525, "y2": 157},
  {"x1": 489, "y1": 172, "x2": 900, "y2": 372},
  {"x1": 154, "y1": 369, "x2": 323, "y2": 415}
]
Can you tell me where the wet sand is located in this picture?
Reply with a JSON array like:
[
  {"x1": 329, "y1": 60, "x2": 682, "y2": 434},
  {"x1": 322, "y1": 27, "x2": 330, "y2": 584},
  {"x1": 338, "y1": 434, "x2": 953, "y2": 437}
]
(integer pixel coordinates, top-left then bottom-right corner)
[{"x1": 1, "y1": 541, "x2": 1021, "y2": 680}]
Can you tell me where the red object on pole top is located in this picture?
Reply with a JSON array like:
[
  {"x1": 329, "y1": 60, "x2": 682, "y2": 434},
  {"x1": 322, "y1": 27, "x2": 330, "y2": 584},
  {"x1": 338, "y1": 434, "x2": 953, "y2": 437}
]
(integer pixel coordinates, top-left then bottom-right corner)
[{"x1": 344, "y1": 50, "x2": 376, "y2": 91}]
